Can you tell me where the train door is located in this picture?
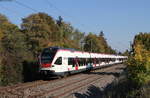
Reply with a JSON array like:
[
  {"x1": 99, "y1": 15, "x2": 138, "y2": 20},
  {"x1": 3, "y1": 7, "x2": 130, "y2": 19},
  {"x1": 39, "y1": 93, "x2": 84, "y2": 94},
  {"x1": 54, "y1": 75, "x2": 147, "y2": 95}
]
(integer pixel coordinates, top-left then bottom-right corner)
[
  {"x1": 53, "y1": 57, "x2": 68, "y2": 76},
  {"x1": 71, "y1": 58, "x2": 79, "y2": 71},
  {"x1": 53, "y1": 57, "x2": 63, "y2": 72},
  {"x1": 93, "y1": 58, "x2": 97, "y2": 67},
  {"x1": 62, "y1": 57, "x2": 68, "y2": 72},
  {"x1": 68, "y1": 58, "x2": 73, "y2": 72},
  {"x1": 54, "y1": 57, "x2": 68, "y2": 72},
  {"x1": 68, "y1": 58, "x2": 79, "y2": 73},
  {"x1": 74, "y1": 58, "x2": 79, "y2": 70}
]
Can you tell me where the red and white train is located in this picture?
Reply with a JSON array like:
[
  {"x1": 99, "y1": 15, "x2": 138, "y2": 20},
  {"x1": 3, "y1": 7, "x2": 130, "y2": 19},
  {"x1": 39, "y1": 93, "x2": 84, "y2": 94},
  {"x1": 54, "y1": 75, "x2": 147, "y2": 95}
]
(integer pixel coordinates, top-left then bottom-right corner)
[{"x1": 39, "y1": 47, "x2": 127, "y2": 77}]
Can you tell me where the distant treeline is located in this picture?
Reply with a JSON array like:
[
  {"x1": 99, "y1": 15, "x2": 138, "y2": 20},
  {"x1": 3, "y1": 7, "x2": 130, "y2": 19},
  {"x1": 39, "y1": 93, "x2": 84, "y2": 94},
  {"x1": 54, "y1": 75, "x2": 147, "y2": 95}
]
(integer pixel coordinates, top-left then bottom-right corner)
[{"x1": 0, "y1": 13, "x2": 116, "y2": 86}]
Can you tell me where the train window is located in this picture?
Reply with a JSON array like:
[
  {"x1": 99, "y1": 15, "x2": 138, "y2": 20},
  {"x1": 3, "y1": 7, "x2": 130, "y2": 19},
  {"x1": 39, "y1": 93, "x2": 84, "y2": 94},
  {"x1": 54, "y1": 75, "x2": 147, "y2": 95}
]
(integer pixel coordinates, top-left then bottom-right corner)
[
  {"x1": 93, "y1": 58, "x2": 96, "y2": 64},
  {"x1": 72, "y1": 58, "x2": 76, "y2": 67},
  {"x1": 78, "y1": 58, "x2": 81, "y2": 66},
  {"x1": 54, "y1": 57, "x2": 62, "y2": 65},
  {"x1": 96, "y1": 58, "x2": 99, "y2": 64},
  {"x1": 87, "y1": 58, "x2": 90, "y2": 64},
  {"x1": 80, "y1": 58, "x2": 85, "y2": 66},
  {"x1": 98, "y1": 58, "x2": 101, "y2": 64},
  {"x1": 85, "y1": 58, "x2": 88, "y2": 65},
  {"x1": 96, "y1": 58, "x2": 98, "y2": 64},
  {"x1": 83, "y1": 58, "x2": 87, "y2": 66},
  {"x1": 79, "y1": 58, "x2": 84, "y2": 66},
  {"x1": 100, "y1": 58, "x2": 105, "y2": 62},
  {"x1": 106, "y1": 58, "x2": 109, "y2": 62},
  {"x1": 81, "y1": 58, "x2": 83, "y2": 66},
  {"x1": 104, "y1": 58, "x2": 107, "y2": 62},
  {"x1": 106, "y1": 58, "x2": 110, "y2": 62},
  {"x1": 68, "y1": 58, "x2": 73, "y2": 65},
  {"x1": 112, "y1": 58, "x2": 116, "y2": 62},
  {"x1": 119, "y1": 58, "x2": 122, "y2": 61},
  {"x1": 103, "y1": 58, "x2": 107, "y2": 63}
]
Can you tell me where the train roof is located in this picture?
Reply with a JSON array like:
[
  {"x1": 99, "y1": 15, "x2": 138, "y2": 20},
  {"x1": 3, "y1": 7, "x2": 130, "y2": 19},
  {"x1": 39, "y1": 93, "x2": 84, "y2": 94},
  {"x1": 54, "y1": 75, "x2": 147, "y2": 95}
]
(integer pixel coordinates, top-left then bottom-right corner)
[
  {"x1": 47, "y1": 46, "x2": 76, "y2": 51},
  {"x1": 45, "y1": 47, "x2": 127, "y2": 58}
]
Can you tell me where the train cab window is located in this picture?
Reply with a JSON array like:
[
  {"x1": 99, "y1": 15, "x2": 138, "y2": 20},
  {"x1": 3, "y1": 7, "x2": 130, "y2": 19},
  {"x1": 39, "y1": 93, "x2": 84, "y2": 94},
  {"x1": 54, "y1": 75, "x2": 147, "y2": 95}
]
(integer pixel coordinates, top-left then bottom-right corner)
[
  {"x1": 41, "y1": 48, "x2": 57, "y2": 63},
  {"x1": 54, "y1": 57, "x2": 62, "y2": 65}
]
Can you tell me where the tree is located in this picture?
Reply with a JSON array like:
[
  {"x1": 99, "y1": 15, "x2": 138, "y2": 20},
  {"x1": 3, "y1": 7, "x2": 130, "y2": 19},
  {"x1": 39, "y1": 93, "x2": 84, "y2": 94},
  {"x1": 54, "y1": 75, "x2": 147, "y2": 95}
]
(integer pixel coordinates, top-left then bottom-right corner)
[
  {"x1": 123, "y1": 49, "x2": 130, "y2": 56},
  {"x1": 99, "y1": 30, "x2": 104, "y2": 37},
  {"x1": 127, "y1": 32, "x2": 150, "y2": 86},
  {"x1": 21, "y1": 12, "x2": 59, "y2": 58},
  {"x1": 84, "y1": 32, "x2": 116, "y2": 54},
  {"x1": 0, "y1": 14, "x2": 27, "y2": 86},
  {"x1": 57, "y1": 16, "x2": 63, "y2": 27},
  {"x1": 56, "y1": 16, "x2": 74, "y2": 40},
  {"x1": 84, "y1": 33, "x2": 105, "y2": 53},
  {"x1": 56, "y1": 16, "x2": 85, "y2": 50}
]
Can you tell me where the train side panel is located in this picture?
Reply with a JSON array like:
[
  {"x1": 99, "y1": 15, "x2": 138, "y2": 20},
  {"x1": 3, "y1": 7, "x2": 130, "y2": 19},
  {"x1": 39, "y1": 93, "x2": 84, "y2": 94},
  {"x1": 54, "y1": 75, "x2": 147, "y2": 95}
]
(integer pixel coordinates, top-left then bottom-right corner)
[{"x1": 39, "y1": 47, "x2": 127, "y2": 77}]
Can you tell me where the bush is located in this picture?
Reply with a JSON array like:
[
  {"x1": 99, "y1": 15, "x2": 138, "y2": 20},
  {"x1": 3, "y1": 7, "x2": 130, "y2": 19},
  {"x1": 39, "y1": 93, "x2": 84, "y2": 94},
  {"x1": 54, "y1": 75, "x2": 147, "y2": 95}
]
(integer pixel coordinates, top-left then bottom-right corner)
[{"x1": 127, "y1": 33, "x2": 150, "y2": 87}]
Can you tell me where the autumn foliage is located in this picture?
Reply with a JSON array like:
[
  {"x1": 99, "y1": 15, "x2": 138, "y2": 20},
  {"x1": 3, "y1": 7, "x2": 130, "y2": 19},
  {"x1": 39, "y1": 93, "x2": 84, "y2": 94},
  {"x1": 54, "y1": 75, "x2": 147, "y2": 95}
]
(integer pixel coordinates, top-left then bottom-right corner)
[
  {"x1": 0, "y1": 13, "x2": 116, "y2": 86},
  {"x1": 127, "y1": 33, "x2": 150, "y2": 86}
]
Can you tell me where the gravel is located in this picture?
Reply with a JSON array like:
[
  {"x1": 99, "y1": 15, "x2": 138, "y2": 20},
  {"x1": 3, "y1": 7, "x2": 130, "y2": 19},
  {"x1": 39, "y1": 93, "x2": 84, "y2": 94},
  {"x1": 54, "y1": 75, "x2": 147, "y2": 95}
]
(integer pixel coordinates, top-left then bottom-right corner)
[{"x1": 0, "y1": 64, "x2": 126, "y2": 98}]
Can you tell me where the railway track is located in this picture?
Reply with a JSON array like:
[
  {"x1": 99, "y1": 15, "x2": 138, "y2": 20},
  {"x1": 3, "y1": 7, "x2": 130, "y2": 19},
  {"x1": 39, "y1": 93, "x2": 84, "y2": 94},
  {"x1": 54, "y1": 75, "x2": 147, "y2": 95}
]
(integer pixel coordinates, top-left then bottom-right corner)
[
  {"x1": 0, "y1": 72, "x2": 89, "y2": 97},
  {"x1": 0, "y1": 64, "x2": 126, "y2": 98},
  {"x1": 29, "y1": 64, "x2": 123, "y2": 98},
  {"x1": 31, "y1": 75, "x2": 103, "y2": 98},
  {"x1": 0, "y1": 73, "x2": 85, "y2": 97}
]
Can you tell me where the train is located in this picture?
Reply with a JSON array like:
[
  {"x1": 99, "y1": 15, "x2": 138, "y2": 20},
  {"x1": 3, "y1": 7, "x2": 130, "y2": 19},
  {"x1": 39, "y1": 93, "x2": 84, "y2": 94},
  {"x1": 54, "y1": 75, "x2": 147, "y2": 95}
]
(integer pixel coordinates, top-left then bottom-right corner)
[{"x1": 39, "y1": 47, "x2": 127, "y2": 77}]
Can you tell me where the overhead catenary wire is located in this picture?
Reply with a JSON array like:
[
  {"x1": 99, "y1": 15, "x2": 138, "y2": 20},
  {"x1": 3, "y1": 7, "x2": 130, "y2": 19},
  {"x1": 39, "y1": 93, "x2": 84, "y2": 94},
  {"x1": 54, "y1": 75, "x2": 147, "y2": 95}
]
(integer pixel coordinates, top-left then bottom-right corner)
[
  {"x1": 45, "y1": 0, "x2": 90, "y2": 30},
  {"x1": 0, "y1": 5, "x2": 21, "y2": 16},
  {"x1": 45, "y1": 0, "x2": 65, "y2": 16},
  {"x1": 14, "y1": 0, "x2": 79, "y2": 24},
  {"x1": 14, "y1": 0, "x2": 38, "y2": 12},
  {"x1": 1, "y1": 0, "x2": 91, "y2": 32}
]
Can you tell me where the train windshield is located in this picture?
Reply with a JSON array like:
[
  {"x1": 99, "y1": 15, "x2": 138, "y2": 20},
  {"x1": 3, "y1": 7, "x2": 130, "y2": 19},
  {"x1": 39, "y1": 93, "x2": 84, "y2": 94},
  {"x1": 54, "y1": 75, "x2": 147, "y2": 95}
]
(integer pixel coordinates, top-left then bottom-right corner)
[{"x1": 41, "y1": 48, "x2": 57, "y2": 63}]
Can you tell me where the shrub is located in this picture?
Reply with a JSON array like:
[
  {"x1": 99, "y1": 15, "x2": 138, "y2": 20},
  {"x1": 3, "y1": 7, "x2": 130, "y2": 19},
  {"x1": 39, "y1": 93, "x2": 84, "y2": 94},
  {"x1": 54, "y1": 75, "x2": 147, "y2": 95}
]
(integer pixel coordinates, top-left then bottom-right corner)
[{"x1": 127, "y1": 33, "x2": 150, "y2": 87}]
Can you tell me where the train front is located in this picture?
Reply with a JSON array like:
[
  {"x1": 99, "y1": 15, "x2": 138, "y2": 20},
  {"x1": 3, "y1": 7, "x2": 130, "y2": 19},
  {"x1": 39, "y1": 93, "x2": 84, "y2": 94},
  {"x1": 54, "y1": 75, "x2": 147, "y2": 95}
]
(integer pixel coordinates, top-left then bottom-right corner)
[{"x1": 39, "y1": 47, "x2": 58, "y2": 76}]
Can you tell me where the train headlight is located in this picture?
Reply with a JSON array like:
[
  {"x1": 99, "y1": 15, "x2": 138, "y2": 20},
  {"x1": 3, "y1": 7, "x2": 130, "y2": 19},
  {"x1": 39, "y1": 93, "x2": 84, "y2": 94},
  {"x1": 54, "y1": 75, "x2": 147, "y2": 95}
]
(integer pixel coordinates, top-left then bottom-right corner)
[{"x1": 52, "y1": 65, "x2": 55, "y2": 67}]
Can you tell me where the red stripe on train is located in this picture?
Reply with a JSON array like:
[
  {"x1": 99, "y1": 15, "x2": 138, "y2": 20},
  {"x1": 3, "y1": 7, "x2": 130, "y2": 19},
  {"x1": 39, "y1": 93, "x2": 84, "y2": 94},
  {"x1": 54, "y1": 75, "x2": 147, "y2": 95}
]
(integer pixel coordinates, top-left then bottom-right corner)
[{"x1": 42, "y1": 63, "x2": 51, "y2": 68}]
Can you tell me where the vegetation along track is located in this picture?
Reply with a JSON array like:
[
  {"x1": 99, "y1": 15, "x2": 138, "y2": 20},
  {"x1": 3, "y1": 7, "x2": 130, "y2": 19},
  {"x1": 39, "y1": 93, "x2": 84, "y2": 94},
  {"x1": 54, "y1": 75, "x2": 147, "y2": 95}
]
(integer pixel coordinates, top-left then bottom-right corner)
[{"x1": 0, "y1": 64, "x2": 126, "y2": 98}]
